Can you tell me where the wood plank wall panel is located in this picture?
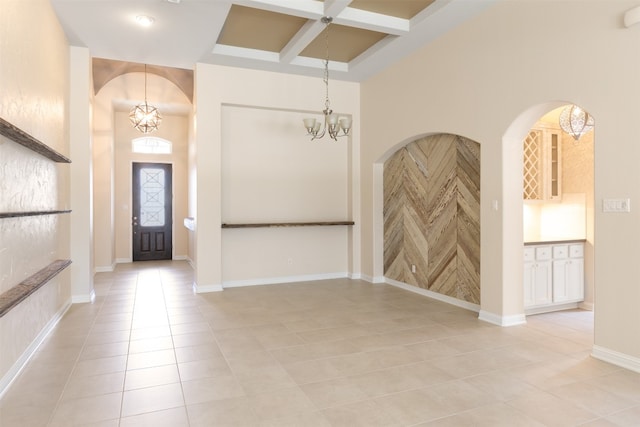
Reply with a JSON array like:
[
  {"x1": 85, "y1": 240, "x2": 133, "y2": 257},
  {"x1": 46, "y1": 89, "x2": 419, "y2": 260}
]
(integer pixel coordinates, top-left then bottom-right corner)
[
  {"x1": 383, "y1": 150, "x2": 406, "y2": 280},
  {"x1": 383, "y1": 134, "x2": 480, "y2": 304}
]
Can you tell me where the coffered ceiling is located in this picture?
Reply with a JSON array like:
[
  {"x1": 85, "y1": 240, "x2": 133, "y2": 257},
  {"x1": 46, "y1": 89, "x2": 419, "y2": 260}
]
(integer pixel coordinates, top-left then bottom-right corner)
[{"x1": 51, "y1": 0, "x2": 495, "y2": 83}]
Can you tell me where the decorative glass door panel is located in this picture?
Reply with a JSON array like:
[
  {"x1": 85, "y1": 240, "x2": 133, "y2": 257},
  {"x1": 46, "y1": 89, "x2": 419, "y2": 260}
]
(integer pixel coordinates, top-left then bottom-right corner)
[{"x1": 132, "y1": 163, "x2": 172, "y2": 261}]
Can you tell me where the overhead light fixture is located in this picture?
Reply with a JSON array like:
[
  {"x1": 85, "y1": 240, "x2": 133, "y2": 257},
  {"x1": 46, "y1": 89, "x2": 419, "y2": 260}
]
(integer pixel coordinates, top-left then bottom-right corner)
[
  {"x1": 129, "y1": 64, "x2": 162, "y2": 134},
  {"x1": 559, "y1": 105, "x2": 594, "y2": 141},
  {"x1": 303, "y1": 17, "x2": 352, "y2": 141},
  {"x1": 135, "y1": 15, "x2": 155, "y2": 27}
]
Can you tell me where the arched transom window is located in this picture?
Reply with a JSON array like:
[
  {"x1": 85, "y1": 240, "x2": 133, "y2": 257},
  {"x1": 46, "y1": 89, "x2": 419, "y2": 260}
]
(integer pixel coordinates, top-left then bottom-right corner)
[{"x1": 132, "y1": 136, "x2": 172, "y2": 154}]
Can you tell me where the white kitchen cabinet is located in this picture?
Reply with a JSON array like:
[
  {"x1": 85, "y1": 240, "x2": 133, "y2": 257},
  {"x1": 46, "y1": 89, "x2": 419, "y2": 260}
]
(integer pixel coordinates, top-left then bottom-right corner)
[
  {"x1": 552, "y1": 244, "x2": 585, "y2": 303},
  {"x1": 523, "y1": 247, "x2": 552, "y2": 307},
  {"x1": 523, "y1": 123, "x2": 562, "y2": 201},
  {"x1": 524, "y1": 242, "x2": 584, "y2": 312}
]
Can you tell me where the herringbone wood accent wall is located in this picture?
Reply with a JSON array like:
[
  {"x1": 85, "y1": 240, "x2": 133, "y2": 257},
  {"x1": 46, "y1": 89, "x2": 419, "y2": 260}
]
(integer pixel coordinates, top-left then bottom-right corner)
[{"x1": 384, "y1": 134, "x2": 480, "y2": 304}]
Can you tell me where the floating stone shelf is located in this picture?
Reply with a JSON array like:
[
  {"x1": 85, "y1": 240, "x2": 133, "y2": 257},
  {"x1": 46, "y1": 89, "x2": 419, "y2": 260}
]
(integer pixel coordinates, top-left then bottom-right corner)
[
  {"x1": 0, "y1": 117, "x2": 71, "y2": 163},
  {"x1": 0, "y1": 210, "x2": 72, "y2": 219},
  {"x1": 0, "y1": 260, "x2": 72, "y2": 317},
  {"x1": 222, "y1": 221, "x2": 355, "y2": 228}
]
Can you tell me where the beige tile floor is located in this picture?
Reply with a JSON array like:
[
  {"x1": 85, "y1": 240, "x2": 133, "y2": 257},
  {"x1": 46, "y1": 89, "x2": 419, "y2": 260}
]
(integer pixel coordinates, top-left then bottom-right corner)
[{"x1": 1, "y1": 260, "x2": 639, "y2": 426}]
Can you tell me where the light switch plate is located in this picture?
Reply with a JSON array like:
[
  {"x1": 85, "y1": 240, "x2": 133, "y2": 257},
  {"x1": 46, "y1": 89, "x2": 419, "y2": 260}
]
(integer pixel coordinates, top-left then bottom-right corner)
[{"x1": 603, "y1": 198, "x2": 631, "y2": 213}]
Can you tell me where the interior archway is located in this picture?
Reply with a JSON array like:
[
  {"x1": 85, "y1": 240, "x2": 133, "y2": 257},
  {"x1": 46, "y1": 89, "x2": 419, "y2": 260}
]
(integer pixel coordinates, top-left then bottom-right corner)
[{"x1": 502, "y1": 101, "x2": 595, "y2": 323}]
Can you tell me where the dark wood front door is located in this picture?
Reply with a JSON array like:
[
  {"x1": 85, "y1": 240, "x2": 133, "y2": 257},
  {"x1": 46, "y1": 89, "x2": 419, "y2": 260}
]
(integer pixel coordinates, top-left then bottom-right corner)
[{"x1": 132, "y1": 162, "x2": 172, "y2": 261}]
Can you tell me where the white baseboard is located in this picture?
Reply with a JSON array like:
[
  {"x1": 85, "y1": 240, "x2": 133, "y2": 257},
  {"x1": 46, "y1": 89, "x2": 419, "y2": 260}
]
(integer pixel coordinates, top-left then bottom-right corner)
[
  {"x1": 478, "y1": 310, "x2": 527, "y2": 327},
  {"x1": 192, "y1": 282, "x2": 223, "y2": 293},
  {"x1": 579, "y1": 301, "x2": 594, "y2": 311},
  {"x1": 0, "y1": 298, "x2": 72, "y2": 399},
  {"x1": 361, "y1": 275, "x2": 385, "y2": 284},
  {"x1": 592, "y1": 345, "x2": 640, "y2": 373},
  {"x1": 222, "y1": 272, "x2": 349, "y2": 288},
  {"x1": 186, "y1": 258, "x2": 195, "y2": 270},
  {"x1": 349, "y1": 272, "x2": 362, "y2": 280},
  {"x1": 72, "y1": 289, "x2": 96, "y2": 304},
  {"x1": 116, "y1": 258, "x2": 131, "y2": 264},
  {"x1": 525, "y1": 302, "x2": 579, "y2": 315},
  {"x1": 172, "y1": 255, "x2": 188, "y2": 261},
  {"x1": 360, "y1": 274, "x2": 374, "y2": 283},
  {"x1": 385, "y1": 278, "x2": 481, "y2": 313},
  {"x1": 94, "y1": 263, "x2": 115, "y2": 273}
]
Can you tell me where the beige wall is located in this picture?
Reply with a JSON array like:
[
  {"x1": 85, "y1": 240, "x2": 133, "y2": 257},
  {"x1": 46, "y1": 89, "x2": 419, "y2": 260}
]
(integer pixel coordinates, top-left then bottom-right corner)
[
  {"x1": 361, "y1": 0, "x2": 640, "y2": 363},
  {"x1": 93, "y1": 73, "x2": 191, "y2": 270},
  {"x1": 0, "y1": 0, "x2": 70, "y2": 389},
  {"x1": 221, "y1": 105, "x2": 350, "y2": 284},
  {"x1": 192, "y1": 64, "x2": 360, "y2": 291}
]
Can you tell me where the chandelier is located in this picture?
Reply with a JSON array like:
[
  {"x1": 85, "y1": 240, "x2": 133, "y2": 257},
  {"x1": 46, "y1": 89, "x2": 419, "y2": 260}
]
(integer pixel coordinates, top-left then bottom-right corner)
[
  {"x1": 559, "y1": 105, "x2": 593, "y2": 141},
  {"x1": 130, "y1": 64, "x2": 162, "y2": 134},
  {"x1": 303, "y1": 17, "x2": 352, "y2": 141}
]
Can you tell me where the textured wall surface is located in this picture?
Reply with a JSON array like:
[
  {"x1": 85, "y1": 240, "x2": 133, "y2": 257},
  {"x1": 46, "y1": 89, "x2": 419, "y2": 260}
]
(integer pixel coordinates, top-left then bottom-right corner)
[
  {"x1": 0, "y1": 0, "x2": 70, "y2": 387},
  {"x1": 384, "y1": 134, "x2": 480, "y2": 304}
]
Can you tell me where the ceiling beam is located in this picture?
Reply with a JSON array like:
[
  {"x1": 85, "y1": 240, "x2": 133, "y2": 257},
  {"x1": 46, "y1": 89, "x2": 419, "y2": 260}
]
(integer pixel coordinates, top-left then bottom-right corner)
[
  {"x1": 333, "y1": 8, "x2": 409, "y2": 36},
  {"x1": 323, "y1": 0, "x2": 351, "y2": 18},
  {"x1": 232, "y1": 0, "x2": 323, "y2": 19},
  {"x1": 280, "y1": 19, "x2": 325, "y2": 64},
  {"x1": 279, "y1": 0, "x2": 353, "y2": 64}
]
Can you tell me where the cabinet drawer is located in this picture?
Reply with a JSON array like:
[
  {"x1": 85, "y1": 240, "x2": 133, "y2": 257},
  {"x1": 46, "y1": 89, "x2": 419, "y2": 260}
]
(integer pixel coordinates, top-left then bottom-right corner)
[
  {"x1": 569, "y1": 244, "x2": 584, "y2": 258},
  {"x1": 524, "y1": 247, "x2": 535, "y2": 262},
  {"x1": 535, "y1": 246, "x2": 552, "y2": 260},
  {"x1": 552, "y1": 245, "x2": 568, "y2": 259}
]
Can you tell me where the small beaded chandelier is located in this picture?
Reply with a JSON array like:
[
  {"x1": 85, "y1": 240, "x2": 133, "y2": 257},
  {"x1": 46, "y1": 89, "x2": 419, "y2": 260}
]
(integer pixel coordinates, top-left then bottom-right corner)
[
  {"x1": 559, "y1": 105, "x2": 593, "y2": 141},
  {"x1": 130, "y1": 64, "x2": 162, "y2": 134}
]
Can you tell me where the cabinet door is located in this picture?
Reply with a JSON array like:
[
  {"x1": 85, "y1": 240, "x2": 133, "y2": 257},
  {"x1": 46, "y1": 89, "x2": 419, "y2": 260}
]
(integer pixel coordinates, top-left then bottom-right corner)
[
  {"x1": 566, "y1": 257, "x2": 584, "y2": 301},
  {"x1": 524, "y1": 260, "x2": 553, "y2": 307},
  {"x1": 547, "y1": 130, "x2": 562, "y2": 200},
  {"x1": 553, "y1": 258, "x2": 584, "y2": 302},
  {"x1": 552, "y1": 260, "x2": 569, "y2": 302},
  {"x1": 524, "y1": 261, "x2": 535, "y2": 307}
]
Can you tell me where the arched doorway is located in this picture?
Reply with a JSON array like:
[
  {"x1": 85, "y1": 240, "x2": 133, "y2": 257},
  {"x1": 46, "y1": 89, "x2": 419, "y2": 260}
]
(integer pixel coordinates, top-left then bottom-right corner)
[{"x1": 502, "y1": 102, "x2": 595, "y2": 324}]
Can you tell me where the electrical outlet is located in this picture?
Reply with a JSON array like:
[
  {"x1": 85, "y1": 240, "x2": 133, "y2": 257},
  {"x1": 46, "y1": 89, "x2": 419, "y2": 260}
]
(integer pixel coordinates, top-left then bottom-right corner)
[{"x1": 411, "y1": 264, "x2": 416, "y2": 273}]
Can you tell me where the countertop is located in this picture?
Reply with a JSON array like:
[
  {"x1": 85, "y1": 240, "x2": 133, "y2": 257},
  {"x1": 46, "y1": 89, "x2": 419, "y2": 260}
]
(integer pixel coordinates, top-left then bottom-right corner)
[{"x1": 524, "y1": 238, "x2": 586, "y2": 246}]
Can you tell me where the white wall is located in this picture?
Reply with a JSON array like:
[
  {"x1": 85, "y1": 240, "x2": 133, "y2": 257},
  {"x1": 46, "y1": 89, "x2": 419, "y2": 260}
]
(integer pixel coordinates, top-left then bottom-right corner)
[
  {"x1": 361, "y1": 0, "x2": 640, "y2": 366},
  {"x1": 192, "y1": 64, "x2": 360, "y2": 291}
]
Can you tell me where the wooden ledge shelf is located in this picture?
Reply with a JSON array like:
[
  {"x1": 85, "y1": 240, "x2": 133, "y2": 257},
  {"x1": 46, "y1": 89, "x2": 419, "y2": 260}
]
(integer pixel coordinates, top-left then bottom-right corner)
[
  {"x1": 0, "y1": 259, "x2": 72, "y2": 318},
  {"x1": 0, "y1": 117, "x2": 71, "y2": 163},
  {"x1": 222, "y1": 221, "x2": 355, "y2": 229},
  {"x1": 0, "y1": 210, "x2": 72, "y2": 219}
]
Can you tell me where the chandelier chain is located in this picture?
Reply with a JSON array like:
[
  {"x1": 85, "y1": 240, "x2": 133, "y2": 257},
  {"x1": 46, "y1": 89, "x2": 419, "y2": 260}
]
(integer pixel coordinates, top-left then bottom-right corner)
[
  {"x1": 323, "y1": 21, "x2": 331, "y2": 112},
  {"x1": 302, "y1": 16, "x2": 352, "y2": 141},
  {"x1": 144, "y1": 64, "x2": 148, "y2": 102}
]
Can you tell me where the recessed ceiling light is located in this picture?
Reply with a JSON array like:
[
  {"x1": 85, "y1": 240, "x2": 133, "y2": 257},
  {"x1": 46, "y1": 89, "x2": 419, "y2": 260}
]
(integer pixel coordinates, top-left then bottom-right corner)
[
  {"x1": 166, "y1": 0, "x2": 181, "y2": 3},
  {"x1": 135, "y1": 15, "x2": 155, "y2": 27}
]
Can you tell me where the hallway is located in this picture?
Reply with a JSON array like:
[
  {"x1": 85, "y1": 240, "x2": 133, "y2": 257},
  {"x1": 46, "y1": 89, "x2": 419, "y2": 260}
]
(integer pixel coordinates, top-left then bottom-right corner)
[{"x1": 1, "y1": 261, "x2": 639, "y2": 426}]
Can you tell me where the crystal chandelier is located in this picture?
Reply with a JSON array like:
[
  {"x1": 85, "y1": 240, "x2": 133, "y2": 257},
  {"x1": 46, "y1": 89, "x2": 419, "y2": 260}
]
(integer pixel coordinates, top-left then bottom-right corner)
[
  {"x1": 130, "y1": 64, "x2": 162, "y2": 134},
  {"x1": 303, "y1": 17, "x2": 352, "y2": 141},
  {"x1": 559, "y1": 105, "x2": 594, "y2": 141}
]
